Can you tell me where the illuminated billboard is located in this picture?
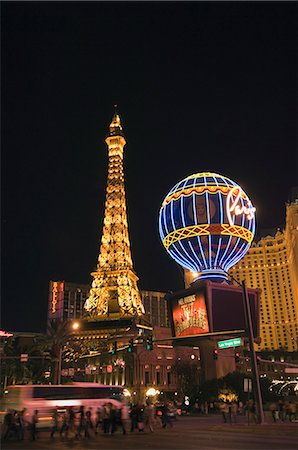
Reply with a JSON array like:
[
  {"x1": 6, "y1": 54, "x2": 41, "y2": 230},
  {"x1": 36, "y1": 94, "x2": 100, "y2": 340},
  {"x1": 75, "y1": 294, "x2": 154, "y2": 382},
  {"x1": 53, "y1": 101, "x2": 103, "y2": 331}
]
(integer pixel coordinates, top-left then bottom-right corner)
[
  {"x1": 159, "y1": 172, "x2": 256, "y2": 282},
  {"x1": 172, "y1": 288, "x2": 209, "y2": 337},
  {"x1": 167, "y1": 280, "x2": 260, "y2": 340}
]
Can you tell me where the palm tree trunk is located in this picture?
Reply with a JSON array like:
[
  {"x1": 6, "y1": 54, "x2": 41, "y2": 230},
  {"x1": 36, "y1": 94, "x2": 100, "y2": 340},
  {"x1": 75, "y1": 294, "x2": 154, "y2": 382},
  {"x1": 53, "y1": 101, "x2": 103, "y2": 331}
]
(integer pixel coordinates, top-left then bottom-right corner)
[{"x1": 53, "y1": 346, "x2": 61, "y2": 384}]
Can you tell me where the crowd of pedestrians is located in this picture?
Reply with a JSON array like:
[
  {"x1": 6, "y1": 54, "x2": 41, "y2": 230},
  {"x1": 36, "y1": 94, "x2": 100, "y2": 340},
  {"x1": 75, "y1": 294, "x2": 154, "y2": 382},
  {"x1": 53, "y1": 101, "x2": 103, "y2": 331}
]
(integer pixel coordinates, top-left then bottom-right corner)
[
  {"x1": 2, "y1": 408, "x2": 39, "y2": 441},
  {"x1": 2, "y1": 397, "x2": 297, "y2": 441},
  {"x1": 49, "y1": 403, "x2": 129, "y2": 440},
  {"x1": 268, "y1": 399, "x2": 298, "y2": 422},
  {"x1": 1, "y1": 401, "x2": 174, "y2": 441},
  {"x1": 194, "y1": 398, "x2": 298, "y2": 424},
  {"x1": 217, "y1": 400, "x2": 240, "y2": 424}
]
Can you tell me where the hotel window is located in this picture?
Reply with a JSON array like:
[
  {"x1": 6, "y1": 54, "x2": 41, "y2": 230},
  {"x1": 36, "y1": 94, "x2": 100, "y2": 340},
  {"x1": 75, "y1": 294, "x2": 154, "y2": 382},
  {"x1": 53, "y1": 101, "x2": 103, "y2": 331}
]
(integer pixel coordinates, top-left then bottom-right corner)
[
  {"x1": 156, "y1": 372, "x2": 161, "y2": 385},
  {"x1": 145, "y1": 371, "x2": 150, "y2": 385},
  {"x1": 167, "y1": 372, "x2": 172, "y2": 385}
]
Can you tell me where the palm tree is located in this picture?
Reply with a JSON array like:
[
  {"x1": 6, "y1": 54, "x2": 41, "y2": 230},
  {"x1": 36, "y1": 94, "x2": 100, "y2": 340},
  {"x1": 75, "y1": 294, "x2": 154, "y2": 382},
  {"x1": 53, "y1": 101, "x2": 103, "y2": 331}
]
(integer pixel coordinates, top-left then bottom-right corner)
[
  {"x1": 1, "y1": 336, "x2": 44, "y2": 386},
  {"x1": 41, "y1": 319, "x2": 71, "y2": 384}
]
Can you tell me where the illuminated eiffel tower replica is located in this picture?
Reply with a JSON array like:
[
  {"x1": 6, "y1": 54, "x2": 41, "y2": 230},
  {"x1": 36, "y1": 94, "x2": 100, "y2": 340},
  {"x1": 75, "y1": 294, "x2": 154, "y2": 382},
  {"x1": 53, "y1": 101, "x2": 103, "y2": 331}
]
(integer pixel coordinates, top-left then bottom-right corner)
[
  {"x1": 72, "y1": 109, "x2": 150, "y2": 358},
  {"x1": 85, "y1": 110, "x2": 145, "y2": 319}
]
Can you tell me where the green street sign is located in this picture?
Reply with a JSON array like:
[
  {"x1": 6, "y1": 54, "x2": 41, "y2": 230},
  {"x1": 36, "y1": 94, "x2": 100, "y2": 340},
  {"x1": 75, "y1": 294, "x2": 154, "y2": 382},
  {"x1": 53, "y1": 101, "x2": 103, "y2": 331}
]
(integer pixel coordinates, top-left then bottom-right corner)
[{"x1": 218, "y1": 337, "x2": 242, "y2": 349}]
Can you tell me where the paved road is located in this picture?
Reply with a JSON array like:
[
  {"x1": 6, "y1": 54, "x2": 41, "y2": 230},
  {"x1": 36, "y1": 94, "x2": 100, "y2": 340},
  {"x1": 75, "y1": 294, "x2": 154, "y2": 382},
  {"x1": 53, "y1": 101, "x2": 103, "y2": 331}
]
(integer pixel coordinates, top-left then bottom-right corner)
[{"x1": 2, "y1": 415, "x2": 298, "y2": 450}]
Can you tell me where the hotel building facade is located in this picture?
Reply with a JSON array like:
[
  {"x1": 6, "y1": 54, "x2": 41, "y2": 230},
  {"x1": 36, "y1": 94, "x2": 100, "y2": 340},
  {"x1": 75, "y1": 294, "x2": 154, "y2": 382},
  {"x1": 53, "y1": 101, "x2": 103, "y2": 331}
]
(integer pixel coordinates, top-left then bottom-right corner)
[
  {"x1": 48, "y1": 282, "x2": 199, "y2": 395},
  {"x1": 230, "y1": 192, "x2": 298, "y2": 352},
  {"x1": 48, "y1": 282, "x2": 169, "y2": 328}
]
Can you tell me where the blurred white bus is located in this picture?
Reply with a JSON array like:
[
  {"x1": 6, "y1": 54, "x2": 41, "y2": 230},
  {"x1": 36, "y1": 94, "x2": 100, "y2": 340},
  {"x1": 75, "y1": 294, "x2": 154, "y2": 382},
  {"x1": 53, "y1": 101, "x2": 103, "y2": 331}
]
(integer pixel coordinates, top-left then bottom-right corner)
[{"x1": 0, "y1": 383, "x2": 130, "y2": 428}]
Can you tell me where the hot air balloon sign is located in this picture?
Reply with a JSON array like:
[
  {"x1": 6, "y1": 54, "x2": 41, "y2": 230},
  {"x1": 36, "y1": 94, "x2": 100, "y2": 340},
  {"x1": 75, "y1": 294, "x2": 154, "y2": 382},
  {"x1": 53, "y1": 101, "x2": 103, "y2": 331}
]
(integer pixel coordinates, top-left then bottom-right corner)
[{"x1": 159, "y1": 172, "x2": 256, "y2": 282}]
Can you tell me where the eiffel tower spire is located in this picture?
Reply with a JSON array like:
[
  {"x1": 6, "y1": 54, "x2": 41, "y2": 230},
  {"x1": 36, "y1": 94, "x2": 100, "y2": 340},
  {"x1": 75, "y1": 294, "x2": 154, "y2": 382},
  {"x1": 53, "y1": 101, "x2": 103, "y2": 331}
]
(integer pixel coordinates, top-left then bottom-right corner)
[{"x1": 84, "y1": 109, "x2": 145, "y2": 318}]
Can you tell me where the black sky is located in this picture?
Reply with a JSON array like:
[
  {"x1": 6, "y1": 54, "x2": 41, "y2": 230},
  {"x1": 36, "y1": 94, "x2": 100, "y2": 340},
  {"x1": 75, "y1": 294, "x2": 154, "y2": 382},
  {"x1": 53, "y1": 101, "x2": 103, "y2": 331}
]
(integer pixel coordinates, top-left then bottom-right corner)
[{"x1": 1, "y1": 2, "x2": 297, "y2": 333}]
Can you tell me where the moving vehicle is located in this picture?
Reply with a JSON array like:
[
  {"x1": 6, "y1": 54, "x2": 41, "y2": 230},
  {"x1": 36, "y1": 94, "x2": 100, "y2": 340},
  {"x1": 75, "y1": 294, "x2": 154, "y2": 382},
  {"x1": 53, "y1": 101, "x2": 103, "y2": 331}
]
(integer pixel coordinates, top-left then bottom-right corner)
[{"x1": 0, "y1": 383, "x2": 129, "y2": 428}]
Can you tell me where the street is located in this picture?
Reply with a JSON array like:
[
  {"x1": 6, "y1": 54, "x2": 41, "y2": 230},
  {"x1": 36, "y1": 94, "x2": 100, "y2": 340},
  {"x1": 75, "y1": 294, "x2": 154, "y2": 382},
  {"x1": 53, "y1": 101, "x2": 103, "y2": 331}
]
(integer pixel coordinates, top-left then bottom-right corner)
[{"x1": 2, "y1": 415, "x2": 297, "y2": 450}]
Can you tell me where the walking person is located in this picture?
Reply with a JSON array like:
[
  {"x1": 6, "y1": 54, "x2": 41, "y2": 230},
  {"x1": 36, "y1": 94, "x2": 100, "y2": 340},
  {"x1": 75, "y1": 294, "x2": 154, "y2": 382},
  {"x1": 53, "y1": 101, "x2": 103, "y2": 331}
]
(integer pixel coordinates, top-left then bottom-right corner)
[
  {"x1": 15, "y1": 411, "x2": 23, "y2": 440},
  {"x1": 278, "y1": 399, "x2": 285, "y2": 422},
  {"x1": 85, "y1": 408, "x2": 93, "y2": 438},
  {"x1": 59, "y1": 410, "x2": 69, "y2": 439},
  {"x1": 136, "y1": 404, "x2": 145, "y2": 432},
  {"x1": 102, "y1": 403, "x2": 111, "y2": 434},
  {"x1": 160, "y1": 403, "x2": 172, "y2": 428},
  {"x1": 50, "y1": 407, "x2": 60, "y2": 439},
  {"x1": 67, "y1": 406, "x2": 75, "y2": 435},
  {"x1": 284, "y1": 401, "x2": 290, "y2": 421},
  {"x1": 230, "y1": 401, "x2": 238, "y2": 424},
  {"x1": 130, "y1": 404, "x2": 138, "y2": 432},
  {"x1": 18, "y1": 408, "x2": 29, "y2": 440},
  {"x1": 75, "y1": 405, "x2": 85, "y2": 439},
  {"x1": 110, "y1": 403, "x2": 117, "y2": 435},
  {"x1": 288, "y1": 401, "x2": 297, "y2": 422},
  {"x1": 30, "y1": 410, "x2": 39, "y2": 441},
  {"x1": 247, "y1": 400, "x2": 258, "y2": 424},
  {"x1": 95, "y1": 407, "x2": 102, "y2": 434},
  {"x1": 219, "y1": 401, "x2": 229, "y2": 423},
  {"x1": 269, "y1": 402, "x2": 278, "y2": 422},
  {"x1": 160, "y1": 404, "x2": 167, "y2": 428},
  {"x1": 117, "y1": 405, "x2": 127, "y2": 435},
  {"x1": 145, "y1": 402, "x2": 155, "y2": 432},
  {"x1": 2, "y1": 410, "x2": 15, "y2": 441}
]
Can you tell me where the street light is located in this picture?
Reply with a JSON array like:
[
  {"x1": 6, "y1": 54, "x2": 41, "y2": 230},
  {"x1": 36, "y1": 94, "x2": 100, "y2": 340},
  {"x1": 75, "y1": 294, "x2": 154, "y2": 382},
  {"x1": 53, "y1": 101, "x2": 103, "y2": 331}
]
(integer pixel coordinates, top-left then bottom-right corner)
[
  {"x1": 146, "y1": 387, "x2": 160, "y2": 397},
  {"x1": 224, "y1": 272, "x2": 265, "y2": 424}
]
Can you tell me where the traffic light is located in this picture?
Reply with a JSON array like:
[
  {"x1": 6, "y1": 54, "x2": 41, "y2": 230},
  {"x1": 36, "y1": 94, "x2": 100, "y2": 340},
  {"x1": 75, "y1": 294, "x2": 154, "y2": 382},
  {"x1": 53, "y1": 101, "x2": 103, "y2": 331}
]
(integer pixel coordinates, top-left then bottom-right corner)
[
  {"x1": 146, "y1": 335, "x2": 153, "y2": 351},
  {"x1": 127, "y1": 338, "x2": 134, "y2": 353},
  {"x1": 213, "y1": 349, "x2": 218, "y2": 360},
  {"x1": 235, "y1": 352, "x2": 240, "y2": 363},
  {"x1": 111, "y1": 341, "x2": 117, "y2": 355}
]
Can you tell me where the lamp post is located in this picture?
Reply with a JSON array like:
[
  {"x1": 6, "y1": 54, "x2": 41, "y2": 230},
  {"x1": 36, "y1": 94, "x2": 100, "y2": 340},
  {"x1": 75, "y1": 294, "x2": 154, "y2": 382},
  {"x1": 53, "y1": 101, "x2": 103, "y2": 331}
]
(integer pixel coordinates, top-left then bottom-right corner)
[
  {"x1": 241, "y1": 280, "x2": 265, "y2": 424},
  {"x1": 226, "y1": 273, "x2": 265, "y2": 424}
]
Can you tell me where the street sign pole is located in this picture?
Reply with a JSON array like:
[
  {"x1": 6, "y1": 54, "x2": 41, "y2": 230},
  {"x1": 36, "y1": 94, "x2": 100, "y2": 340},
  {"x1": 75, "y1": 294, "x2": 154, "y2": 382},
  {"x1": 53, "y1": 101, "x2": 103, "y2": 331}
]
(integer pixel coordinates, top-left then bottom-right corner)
[{"x1": 242, "y1": 280, "x2": 265, "y2": 424}]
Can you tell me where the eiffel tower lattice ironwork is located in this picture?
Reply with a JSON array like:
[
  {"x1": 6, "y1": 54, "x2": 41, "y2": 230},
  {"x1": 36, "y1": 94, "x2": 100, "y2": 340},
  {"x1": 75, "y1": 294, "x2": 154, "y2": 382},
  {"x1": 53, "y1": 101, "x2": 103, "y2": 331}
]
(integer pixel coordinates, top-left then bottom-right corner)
[{"x1": 84, "y1": 109, "x2": 145, "y2": 318}]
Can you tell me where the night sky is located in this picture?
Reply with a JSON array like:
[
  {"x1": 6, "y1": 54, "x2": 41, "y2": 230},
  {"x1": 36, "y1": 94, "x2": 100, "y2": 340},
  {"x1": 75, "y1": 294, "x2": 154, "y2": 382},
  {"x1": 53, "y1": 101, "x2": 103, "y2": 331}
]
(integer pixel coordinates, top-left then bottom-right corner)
[{"x1": 2, "y1": 2, "x2": 296, "y2": 333}]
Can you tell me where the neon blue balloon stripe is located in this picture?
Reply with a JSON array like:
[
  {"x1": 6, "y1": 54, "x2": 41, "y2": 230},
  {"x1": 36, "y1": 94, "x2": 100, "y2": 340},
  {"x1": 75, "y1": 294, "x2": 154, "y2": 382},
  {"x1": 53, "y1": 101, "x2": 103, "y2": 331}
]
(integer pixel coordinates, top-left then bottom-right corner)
[
  {"x1": 213, "y1": 175, "x2": 224, "y2": 267},
  {"x1": 177, "y1": 239, "x2": 198, "y2": 271},
  {"x1": 181, "y1": 178, "x2": 188, "y2": 228},
  {"x1": 188, "y1": 240, "x2": 203, "y2": 270},
  {"x1": 228, "y1": 240, "x2": 249, "y2": 269},
  {"x1": 192, "y1": 189, "x2": 208, "y2": 269},
  {"x1": 204, "y1": 174, "x2": 212, "y2": 269},
  {"x1": 169, "y1": 197, "x2": 197, "y2": 270}
]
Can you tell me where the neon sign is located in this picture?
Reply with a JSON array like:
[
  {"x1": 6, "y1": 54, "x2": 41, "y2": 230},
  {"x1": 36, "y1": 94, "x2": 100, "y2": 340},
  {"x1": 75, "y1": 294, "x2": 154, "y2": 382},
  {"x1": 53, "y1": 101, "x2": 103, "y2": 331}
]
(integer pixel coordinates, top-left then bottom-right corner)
[
  {"x1": 51, "y1": 281, "x2": 64, "y2": 313},
  {"x1": 226, "y1": 186, "x2": 256, "y2": 226},
  {"x1": 51, "y1": 282, "x2": 58, "y2": 313},
  {"x1": 159, "y1": 172, "x2": 256, "y2": 281}
]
